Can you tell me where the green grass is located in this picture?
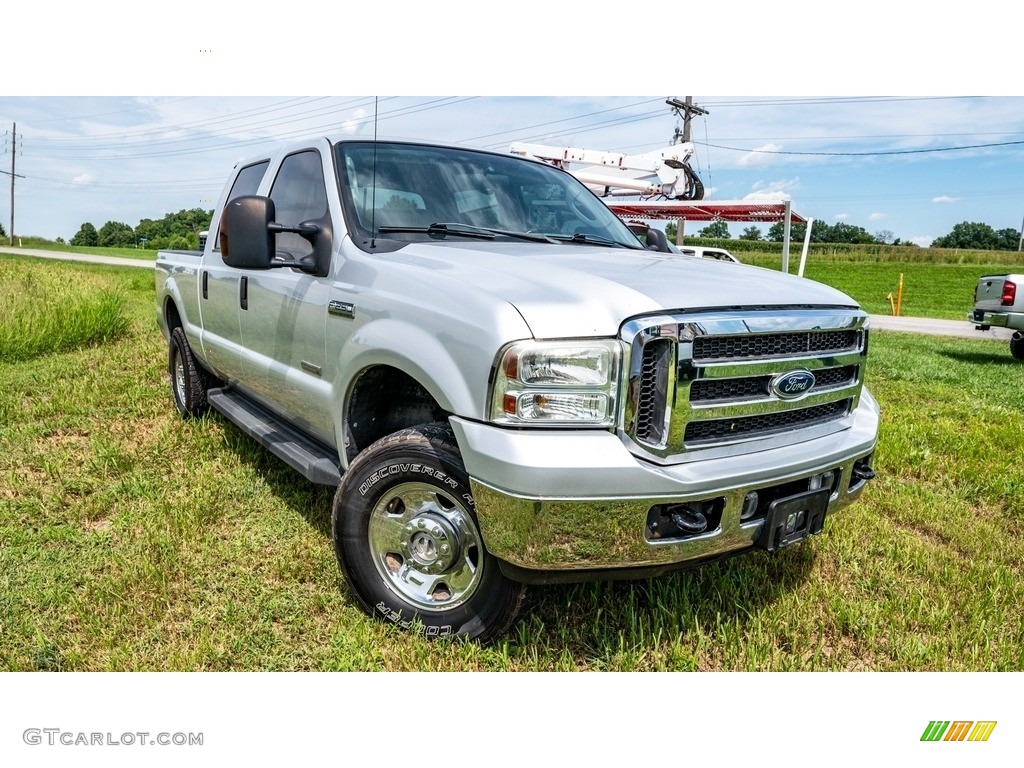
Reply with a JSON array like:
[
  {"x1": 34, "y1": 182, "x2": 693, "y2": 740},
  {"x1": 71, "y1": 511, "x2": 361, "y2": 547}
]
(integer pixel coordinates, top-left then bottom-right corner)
[
  {"x1": 745, "y1": 257, "x2": 1014, "y2": 319},
  {"x1": 0, "y1": 259, "x2": 133, "y2": 362},
  {"x1": 1, "y1": 253, "x2": 1022, "y2": 671}
]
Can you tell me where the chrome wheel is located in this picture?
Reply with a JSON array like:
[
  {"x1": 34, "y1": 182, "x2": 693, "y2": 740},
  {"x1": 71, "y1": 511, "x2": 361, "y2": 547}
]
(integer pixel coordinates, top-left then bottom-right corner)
[
  {"x1": 367, "y1": 481, "x2": 484, "y2": 611},
  {"x1": 174, "y1": 352, "x2": 187, "y2": 404}
]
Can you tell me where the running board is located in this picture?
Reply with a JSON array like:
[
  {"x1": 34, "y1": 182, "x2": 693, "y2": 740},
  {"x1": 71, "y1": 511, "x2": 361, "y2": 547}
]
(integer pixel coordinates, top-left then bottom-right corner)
[{"x1": 207, "y1": 388, "x2": 343, "y2": 486}]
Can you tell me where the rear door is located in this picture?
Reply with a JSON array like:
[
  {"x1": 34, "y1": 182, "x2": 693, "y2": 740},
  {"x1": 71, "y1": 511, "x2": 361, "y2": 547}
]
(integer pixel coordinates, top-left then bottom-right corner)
[{"x1": 198, "y1": 159, "x2": 270, "y2": 381}]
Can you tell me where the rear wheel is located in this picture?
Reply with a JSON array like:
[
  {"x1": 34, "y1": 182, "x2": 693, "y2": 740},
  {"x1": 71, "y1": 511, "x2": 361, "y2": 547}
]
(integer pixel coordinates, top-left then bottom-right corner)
[
  {"x1": 1011, "y1": 332, "x2": 1024, "y2": 361},
  {"x1": 332, "y1": 423, "x2": 524, "y2": 642},
  {"x1": 169, "y1": 326, "x2": 210, "y2": 419}
]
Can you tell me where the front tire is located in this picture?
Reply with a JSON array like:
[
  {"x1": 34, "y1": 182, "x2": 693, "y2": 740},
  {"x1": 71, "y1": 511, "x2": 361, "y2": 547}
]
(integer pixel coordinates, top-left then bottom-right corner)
[
  {"x1": 332, "y1": 423, "x2": 524, "y2": 642},
  {"x1": 169, "y1": 326, "x2": 210, "y2": 419}
]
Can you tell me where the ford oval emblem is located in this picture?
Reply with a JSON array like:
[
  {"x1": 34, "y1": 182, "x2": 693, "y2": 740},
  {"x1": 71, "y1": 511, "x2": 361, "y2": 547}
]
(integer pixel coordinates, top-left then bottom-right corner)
[{"x1": 770, "y1": 370, "x2": 816, "y2": 400}]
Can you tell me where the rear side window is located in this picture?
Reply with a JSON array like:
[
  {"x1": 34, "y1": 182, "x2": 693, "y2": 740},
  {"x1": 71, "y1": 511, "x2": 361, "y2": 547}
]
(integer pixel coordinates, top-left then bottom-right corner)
[{"x1": 215, "y1": 160, "x2": 269, "y2": 252}]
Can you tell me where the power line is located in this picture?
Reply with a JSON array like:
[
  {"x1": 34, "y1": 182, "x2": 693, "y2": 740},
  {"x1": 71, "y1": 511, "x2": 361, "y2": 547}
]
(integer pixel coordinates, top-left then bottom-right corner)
[{"x1": 695, "y1": 138, "x2": 1024, "y2": 157}]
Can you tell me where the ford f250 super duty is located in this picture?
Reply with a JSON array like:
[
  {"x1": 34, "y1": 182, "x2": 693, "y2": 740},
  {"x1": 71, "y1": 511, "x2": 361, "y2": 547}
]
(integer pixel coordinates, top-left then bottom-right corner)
[
  {"x1": 155, "y1": 137, "x2": 879, "y2": 641},
  {"x1": 968, "y1": 273, "x2": 1024, "y2": 360}
]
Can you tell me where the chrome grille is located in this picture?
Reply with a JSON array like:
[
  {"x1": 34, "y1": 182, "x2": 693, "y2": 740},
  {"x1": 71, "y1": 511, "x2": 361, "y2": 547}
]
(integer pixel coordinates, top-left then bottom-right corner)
[{"x1": 622, "y1": 310, "x2": 869, "y2": 463}]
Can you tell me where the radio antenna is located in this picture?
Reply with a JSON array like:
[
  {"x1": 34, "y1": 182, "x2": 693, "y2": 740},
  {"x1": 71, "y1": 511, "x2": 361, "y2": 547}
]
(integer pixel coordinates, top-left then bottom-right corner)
[{"x1": 370, "y1": 96, "x2": 378, "y2": 249}]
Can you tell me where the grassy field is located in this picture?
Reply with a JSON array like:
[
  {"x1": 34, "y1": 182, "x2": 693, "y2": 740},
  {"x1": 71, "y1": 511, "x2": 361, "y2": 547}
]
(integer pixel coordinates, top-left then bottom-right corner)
[{"x1": 1, "y1": 253, "x2": 1022, "y2": 671}]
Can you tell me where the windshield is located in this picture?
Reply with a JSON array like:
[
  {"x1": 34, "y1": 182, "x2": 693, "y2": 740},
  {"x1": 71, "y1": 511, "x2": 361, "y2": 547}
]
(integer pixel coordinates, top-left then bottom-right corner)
[{"x1": 335, "y1": 141, "x2": 644, "y2": 250}]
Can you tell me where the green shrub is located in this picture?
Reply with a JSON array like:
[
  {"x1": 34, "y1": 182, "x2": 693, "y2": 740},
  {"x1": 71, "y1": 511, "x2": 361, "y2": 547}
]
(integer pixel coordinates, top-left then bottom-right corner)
[{"x1": 0, "y1": 263, "x2": 130, "y2": 362}]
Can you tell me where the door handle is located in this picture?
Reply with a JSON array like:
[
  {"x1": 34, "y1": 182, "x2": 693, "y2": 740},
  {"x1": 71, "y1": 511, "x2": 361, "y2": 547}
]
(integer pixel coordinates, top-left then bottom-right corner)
[
  {"x1": 202, "y1": 271, "x2": 208, "y2": 300},
  {"x1": 240, "y1": 276, "x2": 248, "y2": 310}
]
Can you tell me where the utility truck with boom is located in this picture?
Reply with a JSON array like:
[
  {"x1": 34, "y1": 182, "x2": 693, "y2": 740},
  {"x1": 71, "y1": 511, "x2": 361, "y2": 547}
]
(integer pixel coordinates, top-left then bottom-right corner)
[{"x1": 156, "y1": 136, "x2": 879, "y2": 641}]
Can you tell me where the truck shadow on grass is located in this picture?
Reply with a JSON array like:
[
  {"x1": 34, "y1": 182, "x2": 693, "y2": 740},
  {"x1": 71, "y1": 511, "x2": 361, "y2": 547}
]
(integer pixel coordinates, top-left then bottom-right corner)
[
  {"x1": 519, "y1": 545, "x2": 817, "y2": 658},
  {"x1": 938, "y1": 349, "x2": 1020, "y2": 366}
]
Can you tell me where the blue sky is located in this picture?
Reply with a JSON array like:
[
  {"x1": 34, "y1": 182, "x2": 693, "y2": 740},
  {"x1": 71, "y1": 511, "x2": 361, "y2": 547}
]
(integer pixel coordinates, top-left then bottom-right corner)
[
  {"x1": 4, "y1": 3, "x2": 1021, "y2": 248},
  {"x1": 3, "y1": 95, "x2": 1023, "y2": 247}
]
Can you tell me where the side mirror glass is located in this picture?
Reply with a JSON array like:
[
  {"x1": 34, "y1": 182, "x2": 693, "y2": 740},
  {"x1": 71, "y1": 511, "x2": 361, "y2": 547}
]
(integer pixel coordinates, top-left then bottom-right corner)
[{"x1": 221, "y1": 195, "x2": 275, "y2": 269}]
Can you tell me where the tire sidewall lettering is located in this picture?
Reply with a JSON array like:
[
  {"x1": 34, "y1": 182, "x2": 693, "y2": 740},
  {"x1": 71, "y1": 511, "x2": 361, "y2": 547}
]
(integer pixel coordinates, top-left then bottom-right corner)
[{"x1": 358, "y1": 462, "x2": 460, "y2": 497}]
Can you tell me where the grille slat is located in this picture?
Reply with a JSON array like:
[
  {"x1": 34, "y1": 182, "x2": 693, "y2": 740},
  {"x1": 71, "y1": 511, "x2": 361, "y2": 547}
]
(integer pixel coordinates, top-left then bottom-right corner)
[
  {"x1": 692, "y1": 330, "x2": 861, "y2": 362},
  {"x1": 635, "y1": 339, "x2": 672, "y2": 444},
  {"x1": 689, "y1": 365, "x2": 858, "y2": 404},
  {"x1": 684, "y1": 399, "x2": 852, "y2": 443}
]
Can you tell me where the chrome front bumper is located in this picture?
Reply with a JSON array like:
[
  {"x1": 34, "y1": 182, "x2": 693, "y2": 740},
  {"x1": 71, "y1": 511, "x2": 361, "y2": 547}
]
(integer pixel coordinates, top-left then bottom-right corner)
[{"x1": 449, "y1": 390, "x2": 879, "y2": 579}]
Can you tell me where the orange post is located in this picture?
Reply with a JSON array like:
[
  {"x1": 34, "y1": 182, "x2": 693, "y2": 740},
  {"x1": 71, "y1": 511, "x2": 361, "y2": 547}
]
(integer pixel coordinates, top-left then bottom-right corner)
[{"x1": 896, "y1": 273, "x2": 904, "y2": 317}]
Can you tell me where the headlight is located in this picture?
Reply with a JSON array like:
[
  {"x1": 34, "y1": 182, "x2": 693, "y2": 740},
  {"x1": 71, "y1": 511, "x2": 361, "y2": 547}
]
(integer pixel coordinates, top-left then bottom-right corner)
[{"x1": 489, "y1": 340, "x2": 621, "y2": 426}]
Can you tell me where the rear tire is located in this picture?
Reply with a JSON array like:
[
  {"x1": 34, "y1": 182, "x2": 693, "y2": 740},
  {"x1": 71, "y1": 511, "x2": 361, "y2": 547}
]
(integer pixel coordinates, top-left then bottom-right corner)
[
  {"x1": 1011, "y1": 332, "x2": 1024, "y2": 361},
  {"x1": 332, "y1": 423, "x2": 524, "y2": 642},
  {"x1": 169, "y1": 326, "x2": 210, "y2": 419}
]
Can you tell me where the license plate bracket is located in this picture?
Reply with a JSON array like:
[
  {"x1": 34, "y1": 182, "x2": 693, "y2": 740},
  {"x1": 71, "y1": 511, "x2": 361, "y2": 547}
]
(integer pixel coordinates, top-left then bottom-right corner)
[{"x1": 756, "y1": 487, "x2": 830, "y2": 551}]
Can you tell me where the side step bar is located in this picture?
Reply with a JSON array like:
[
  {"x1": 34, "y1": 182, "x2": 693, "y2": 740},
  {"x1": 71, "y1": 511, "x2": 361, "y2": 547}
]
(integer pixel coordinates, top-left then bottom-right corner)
[{"x1": 207, "y1": 388, "x2": 343, "y2": 486}]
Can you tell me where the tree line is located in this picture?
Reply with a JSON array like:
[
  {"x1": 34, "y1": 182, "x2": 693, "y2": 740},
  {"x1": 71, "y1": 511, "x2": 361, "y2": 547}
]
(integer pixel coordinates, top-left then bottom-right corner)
[
  {"x1": 69, "y1": 208, "x2": 213, "y2": 250},
  {"x1": 668, "y1": 219, "x2": 1021, "y2": 250}
]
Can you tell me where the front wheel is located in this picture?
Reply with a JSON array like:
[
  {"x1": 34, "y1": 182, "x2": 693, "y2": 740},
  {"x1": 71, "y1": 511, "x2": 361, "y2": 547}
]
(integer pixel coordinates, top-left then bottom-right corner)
[
  {"x1": 332, "y1": 423, "x2": 524, "y2": 642},
  {"x1": 1011, "y1": 331, "x2": 1024, "y2": 361}
]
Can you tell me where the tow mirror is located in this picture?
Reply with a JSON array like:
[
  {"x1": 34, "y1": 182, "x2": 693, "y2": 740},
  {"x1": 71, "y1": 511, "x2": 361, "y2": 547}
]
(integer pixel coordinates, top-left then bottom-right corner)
[{"x1": 221, "y1": 195, "x2": 276, "y2": 270}]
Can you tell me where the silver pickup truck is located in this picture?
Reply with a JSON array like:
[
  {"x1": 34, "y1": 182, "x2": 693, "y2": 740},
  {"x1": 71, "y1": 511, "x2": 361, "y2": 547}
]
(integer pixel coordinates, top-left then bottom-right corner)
[
  {"x1": 968, "y1": 273, "x2": 1024, "y2": 360},
  {"x1": 156, "y1": 137, "x2": 879, "y2": 641}
]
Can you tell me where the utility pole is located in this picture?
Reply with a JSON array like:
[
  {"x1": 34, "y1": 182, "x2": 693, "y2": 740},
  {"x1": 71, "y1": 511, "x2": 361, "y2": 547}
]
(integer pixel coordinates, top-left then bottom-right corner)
[
  {"x1": 666, "y1": 97, "x2": 709, "y2": 144},
  {"x1": 665, "y1": 98, "x2": 709, "y2": 246},
  {"x1": 2, "y1": 123, "x2": 24, "y2": 246}
]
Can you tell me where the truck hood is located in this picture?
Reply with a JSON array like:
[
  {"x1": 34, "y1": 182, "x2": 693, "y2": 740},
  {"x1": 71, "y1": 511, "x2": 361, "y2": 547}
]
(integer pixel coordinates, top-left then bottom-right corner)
[{"x1": 385, "y1": 241, "x2": 860, "y2": 338}]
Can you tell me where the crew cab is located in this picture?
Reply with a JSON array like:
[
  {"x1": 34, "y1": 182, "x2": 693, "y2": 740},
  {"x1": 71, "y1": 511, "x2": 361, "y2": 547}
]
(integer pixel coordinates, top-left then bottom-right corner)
[
  {"x1": 968, "y1": 273, "x2": 1024, "y2": 360},
  {"x1": 155, "y1": 136, "x2": 879, "y2": 641}
]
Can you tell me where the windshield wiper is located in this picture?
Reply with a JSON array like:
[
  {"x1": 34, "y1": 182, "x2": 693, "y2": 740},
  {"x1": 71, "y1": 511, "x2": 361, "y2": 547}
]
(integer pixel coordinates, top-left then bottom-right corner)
[
  {"x1": 550, "y1": 232, "x2": 628, "y2": 248},
  {"x1": 377, "y1": 223, "x2": 494, "y2": 240},
  {"x1": 377, "y1": 222, "x2": 558, "y2": 243}
]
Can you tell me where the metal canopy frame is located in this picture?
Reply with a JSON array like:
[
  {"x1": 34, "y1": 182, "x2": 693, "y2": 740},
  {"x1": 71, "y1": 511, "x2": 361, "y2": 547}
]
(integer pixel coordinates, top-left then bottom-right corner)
[{"x1": 606, "y1": 199, "x2": 808, "y2": 272}]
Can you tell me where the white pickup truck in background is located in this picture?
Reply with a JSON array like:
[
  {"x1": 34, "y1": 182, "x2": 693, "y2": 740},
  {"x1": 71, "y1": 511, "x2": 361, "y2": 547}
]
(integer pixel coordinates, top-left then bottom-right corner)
[{"x1": 969, "y1": 273, "x2": 1024, "y2": 360}]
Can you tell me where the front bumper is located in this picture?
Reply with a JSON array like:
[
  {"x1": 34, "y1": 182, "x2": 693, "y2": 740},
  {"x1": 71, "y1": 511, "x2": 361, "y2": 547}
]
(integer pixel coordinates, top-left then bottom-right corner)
[
  {"x1": 968, "y1": 309, "x2": 1024, "y2": 330},
  {"x1": 450, "y1": 391, "x2": 879, "y2": 582}
]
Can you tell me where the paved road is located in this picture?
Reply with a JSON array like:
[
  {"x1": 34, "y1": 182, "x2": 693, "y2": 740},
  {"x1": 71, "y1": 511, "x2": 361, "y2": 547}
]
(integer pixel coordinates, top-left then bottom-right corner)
[
  {"x1": 1, "y1": 246, "x2": 1017, "y2": 344},
  {"x1": 869, "y1": 314, "x2": 1015, "y2": 342},
  {"x1": 0, "y1": 246, "x2": 155, "y2": 269}
]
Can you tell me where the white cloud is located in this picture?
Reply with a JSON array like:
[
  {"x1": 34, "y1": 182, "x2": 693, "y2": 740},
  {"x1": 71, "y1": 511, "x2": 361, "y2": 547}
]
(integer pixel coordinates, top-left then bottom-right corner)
[
  {"x1": 341, "y1": 108, "x2": 368, "y2": 135},
  {"x1": 868, "y1": 212, "x2": 887, "y2": 221},
  {"x1": 911, "y1": 236, "x2": 933, "y2": 247},
  {"x1": 834, "y1": 213, "x2": 849, "y2": 221},
  {"x1": 71, "y1": 173, "x2": 96, "y2": 185},
  {"x1": 932, "y1": 195, "x2": 959, "y2": 203},
  {"x1": 743, "y1": 177, "x2": 799, "y2": 201},
  {"x1": 736, "y1": 143, "x2": 783, "y2": 168}
]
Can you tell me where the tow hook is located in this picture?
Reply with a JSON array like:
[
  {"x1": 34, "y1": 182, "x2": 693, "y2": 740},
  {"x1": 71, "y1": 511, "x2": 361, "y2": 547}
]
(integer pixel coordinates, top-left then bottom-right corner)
[
  {"x1": 852, "y1": 464, "x2": 876, "y2": 483},
  {"x1": 669, "y1": 506, "x2": 708, "y2": 534}
]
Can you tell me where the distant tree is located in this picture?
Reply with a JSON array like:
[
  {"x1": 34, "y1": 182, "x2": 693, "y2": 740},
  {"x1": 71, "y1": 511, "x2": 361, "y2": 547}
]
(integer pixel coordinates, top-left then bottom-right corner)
[
  {"x1": 698, "y1": 220, "x2": 730, "y2": 238},
  {"x1": 70, "y1": 222, "x2": 99, "y2": 246},
  {"x1": 739, "y1": 226, "x2": 762, "y2": 241},
  {"x1": 98, "y1": 221, "x2": 136, "y2": 248},
  {"x1": 0, "y1": 221, "x2": 6, "y2": 237},
  {"x1": 930, "y1": 221, "x2": 1016, "y2": 250},
  {"x1": 995, "y1": 228, "x2": 1020, "y2": 250},
  {"x1": 874, "y1": 229, "x2": 896, "y2": 244}
]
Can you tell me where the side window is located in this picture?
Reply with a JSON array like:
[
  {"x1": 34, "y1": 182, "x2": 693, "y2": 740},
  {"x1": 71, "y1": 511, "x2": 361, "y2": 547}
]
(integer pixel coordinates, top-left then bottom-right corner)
[
  {"x1": 215, "y1": 160, "x2": 269, "y2": 252},
  {"x1": 269, "y1": 150, "x2": 328, "y2": 259}
]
